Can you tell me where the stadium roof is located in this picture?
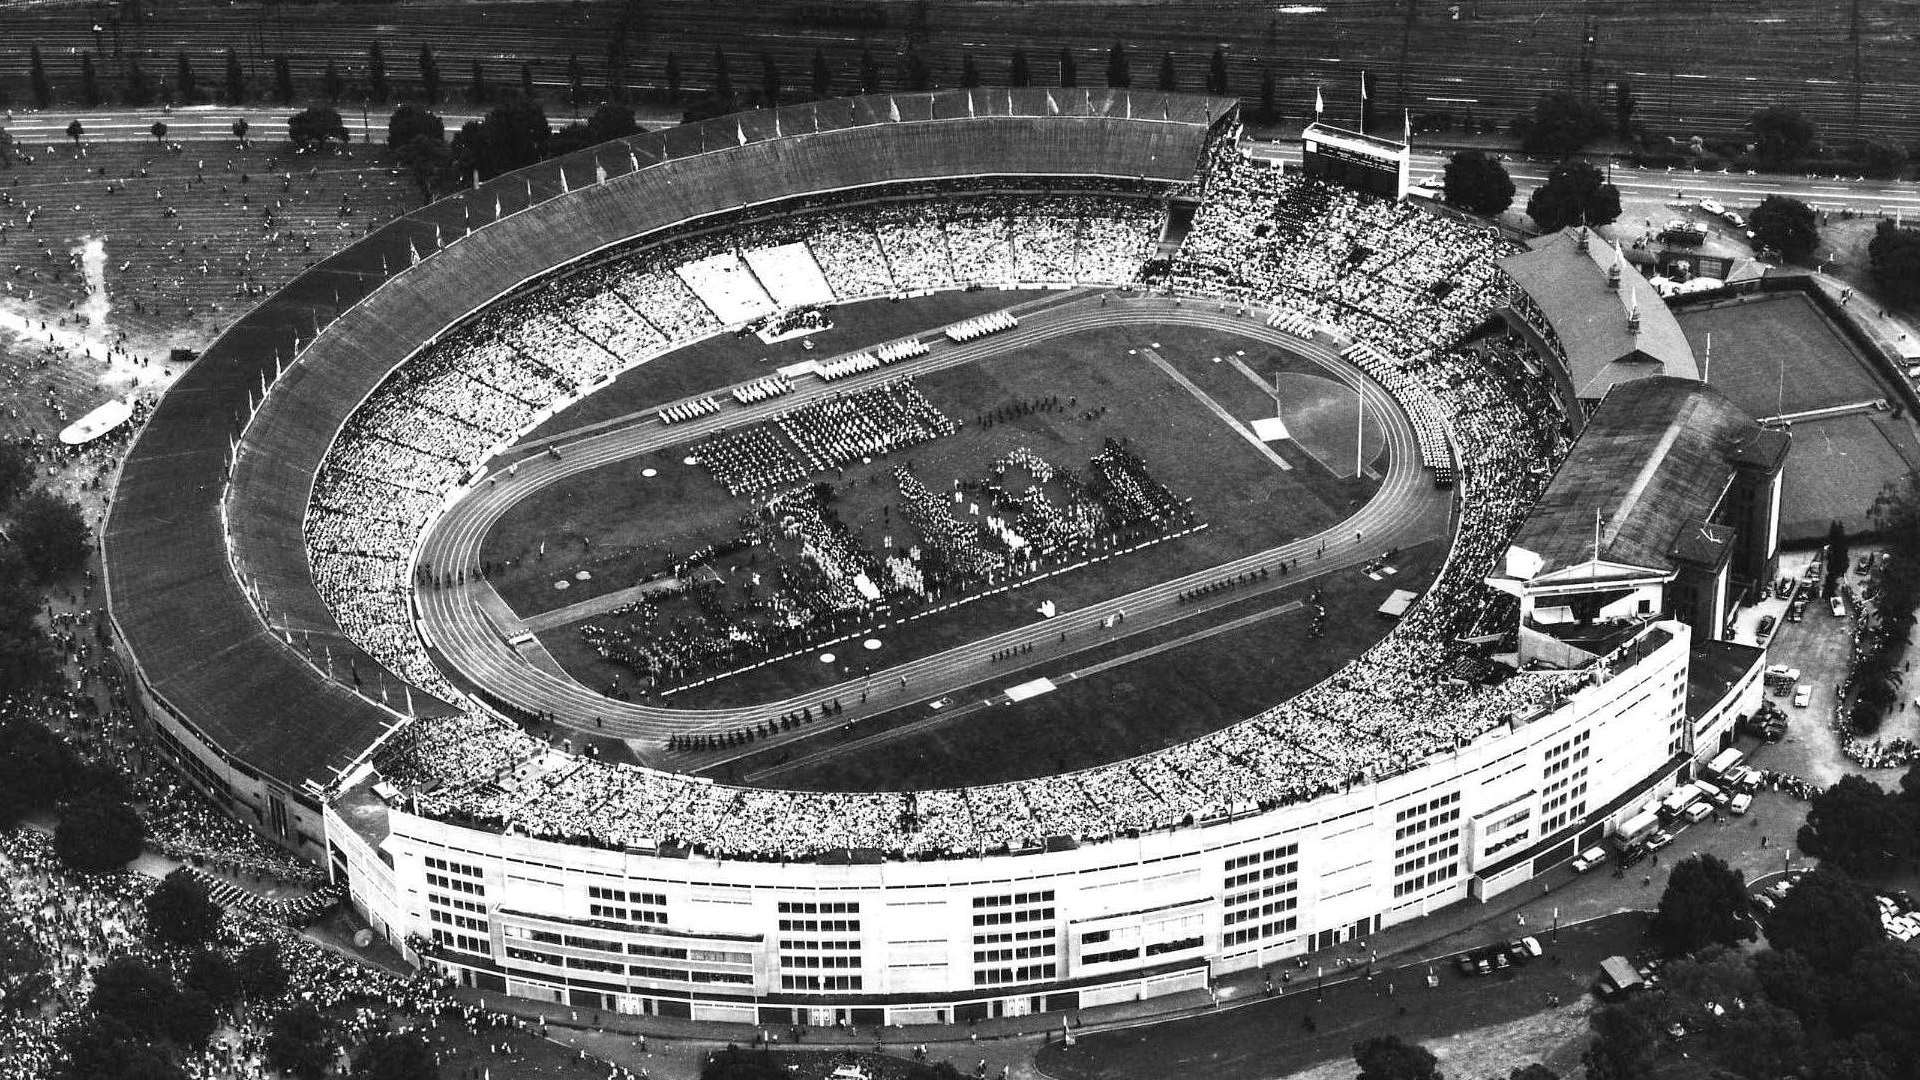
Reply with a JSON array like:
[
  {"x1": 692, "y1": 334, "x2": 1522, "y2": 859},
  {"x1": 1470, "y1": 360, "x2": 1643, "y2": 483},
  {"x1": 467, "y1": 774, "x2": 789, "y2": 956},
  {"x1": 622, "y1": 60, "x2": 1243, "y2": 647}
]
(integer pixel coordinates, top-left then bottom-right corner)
[
  {"x1": 103, "y1": 90, "x2": 1234, "y2": 793},
  {"x1": 1501, "y1": 228, "x2": 1698, "y2": 400},
  {"x1": 1505, "y1": 376, "x2": 1788, "y2": 581}
]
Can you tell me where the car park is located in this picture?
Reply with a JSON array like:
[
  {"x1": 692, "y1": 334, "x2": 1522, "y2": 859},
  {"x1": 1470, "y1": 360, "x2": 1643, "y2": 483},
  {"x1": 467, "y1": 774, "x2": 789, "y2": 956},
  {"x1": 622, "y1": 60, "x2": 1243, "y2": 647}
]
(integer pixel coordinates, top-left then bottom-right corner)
[
  {"x1": 1730, "y1": 792, "x2": 1753, "y2": 815},
  {"x1": 1572, "y1": 846, "x2": 1608, "y2": 872}
]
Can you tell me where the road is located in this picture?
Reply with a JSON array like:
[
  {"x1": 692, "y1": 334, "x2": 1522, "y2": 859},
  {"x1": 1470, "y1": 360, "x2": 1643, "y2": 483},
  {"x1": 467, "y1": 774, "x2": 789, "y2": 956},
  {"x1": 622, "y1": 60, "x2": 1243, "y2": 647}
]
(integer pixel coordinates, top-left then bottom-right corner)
[
  {"x1": 3, "y1": 104, "x2": 488, "y2": 145},
  {"x1": 413, "y1": 292, "x2": 1445, "y2": 755},
  {"x1": 1244, "y1": 143, "x2": 1920, "y2": 217}
]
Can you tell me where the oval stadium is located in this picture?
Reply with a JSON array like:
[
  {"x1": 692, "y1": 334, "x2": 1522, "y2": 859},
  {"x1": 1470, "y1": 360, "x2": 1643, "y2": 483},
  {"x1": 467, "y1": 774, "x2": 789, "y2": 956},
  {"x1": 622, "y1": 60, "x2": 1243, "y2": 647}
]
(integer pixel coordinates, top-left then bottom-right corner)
[{"x1": 103, "y1": 89, "x2": 1789, "y2": 1026}]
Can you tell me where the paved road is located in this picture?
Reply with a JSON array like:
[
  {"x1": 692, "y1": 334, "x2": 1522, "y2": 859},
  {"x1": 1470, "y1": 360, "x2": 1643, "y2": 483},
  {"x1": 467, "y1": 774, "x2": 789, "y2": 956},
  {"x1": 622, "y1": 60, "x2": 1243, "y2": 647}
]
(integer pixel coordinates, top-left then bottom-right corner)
[
  {"x1": 1245, "y1": 143, "x2": 1920, "y2": 217},
  {"x1": 413, "y1": 292, "x2": 1446, "y2": 754},
  {"x1": 3, "y1": 104, "x2": 487, "y2": 144}
]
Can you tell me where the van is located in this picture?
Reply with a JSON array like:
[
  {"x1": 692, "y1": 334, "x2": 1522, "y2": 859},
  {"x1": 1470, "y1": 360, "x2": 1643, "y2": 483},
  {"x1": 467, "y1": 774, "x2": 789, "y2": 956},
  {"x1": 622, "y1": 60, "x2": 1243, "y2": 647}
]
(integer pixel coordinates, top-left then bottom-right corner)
[
  {"x1": 1659, "y1": 784, "x2": 1701, "y2": 821},
  {"x1": 1685, "y1": 801, "x2": 1715, "y2": 824},
  {"x1": 1794, "y1": 685, "x2": 1812, "y2": 708},
  {"x1": 1696, "y1": 781, "x2": 1731, "y2": 809},
  {"x1": 1706, "y1": 748, "x2": 1744, "y2": 780}
]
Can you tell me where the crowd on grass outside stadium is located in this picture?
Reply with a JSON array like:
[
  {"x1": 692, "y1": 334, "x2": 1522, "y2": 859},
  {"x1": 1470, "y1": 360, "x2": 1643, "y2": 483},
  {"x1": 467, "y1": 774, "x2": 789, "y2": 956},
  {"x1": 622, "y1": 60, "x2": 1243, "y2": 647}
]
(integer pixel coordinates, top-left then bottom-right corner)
[{"x1": 325, "y1": 149, "x2": 1600, "y2": 862}]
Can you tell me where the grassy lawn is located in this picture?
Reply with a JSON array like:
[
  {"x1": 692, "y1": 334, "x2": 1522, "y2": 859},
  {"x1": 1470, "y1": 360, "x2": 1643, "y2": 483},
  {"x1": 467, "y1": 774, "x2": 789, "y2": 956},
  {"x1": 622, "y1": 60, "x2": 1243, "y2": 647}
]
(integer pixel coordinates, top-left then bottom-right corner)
[
  {"x1": 1034, "y1": 912, "x2": 1650, "y2": 1080},
  {"x1": 487, "y1": 314, "x2": 1382, "y2": 708},
  {"x1": 1672, "y1": 292, "x2": 1885, "y2": 419},
  {"x1": 724, "y1": 539, "x2": 1443, "y2": 790}
]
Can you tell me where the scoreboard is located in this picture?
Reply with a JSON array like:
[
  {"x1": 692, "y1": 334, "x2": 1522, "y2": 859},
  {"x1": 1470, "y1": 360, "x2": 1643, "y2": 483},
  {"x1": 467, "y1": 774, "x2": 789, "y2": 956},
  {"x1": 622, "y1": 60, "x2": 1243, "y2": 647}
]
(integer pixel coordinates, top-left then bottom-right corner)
[{"x1": 1301, "y1": 122, "x2": 1411, "y2": 199}]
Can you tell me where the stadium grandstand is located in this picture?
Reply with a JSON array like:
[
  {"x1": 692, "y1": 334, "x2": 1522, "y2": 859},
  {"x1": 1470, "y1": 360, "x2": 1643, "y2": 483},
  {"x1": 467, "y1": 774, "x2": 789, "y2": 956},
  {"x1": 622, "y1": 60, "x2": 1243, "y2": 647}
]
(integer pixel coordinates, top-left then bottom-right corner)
[{"x1": 105, "y1": 89, "x2": 1785, "y2": 1024}]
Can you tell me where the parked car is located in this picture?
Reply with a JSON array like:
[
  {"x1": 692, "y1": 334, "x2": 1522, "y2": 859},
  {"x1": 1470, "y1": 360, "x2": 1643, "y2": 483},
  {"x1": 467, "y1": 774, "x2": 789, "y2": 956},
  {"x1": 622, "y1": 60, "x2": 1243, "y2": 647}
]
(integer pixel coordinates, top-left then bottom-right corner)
[
  {"x1": 1646, "y1": 829, "x2": 1675, "y2": 851},
  {"x1": 1700, "y1": 198, "x2": 1727, "y2": 216},
  {"x1": 1756, "y1": 615, "x2": 1777, "y2": 639},
  {"x1": 1831, "y1": 596, "x2": 1847, "y2": 618},
  {"x1": 1788, "y1": 601, "x2": 1806, "y2": 622},
  {"x1": 1572, "y1": 846, "x2": 1609, "y2": 873},
  {"x1": 1794, "y1": 685, "x2": 1813, "y2": 708},
  {"x1": 1730, "y1": 792, "x2": 1753, "y2": 815},
  {"x1": 1618, "y1": 843, "x2": 1649, "y2": 868},
  {"x1": 1510, "y1": 936, "x2": 1544, "y2": 963},
  {"x1": 1684, "y1": 802, "x2": 1715, "y2": 824}
]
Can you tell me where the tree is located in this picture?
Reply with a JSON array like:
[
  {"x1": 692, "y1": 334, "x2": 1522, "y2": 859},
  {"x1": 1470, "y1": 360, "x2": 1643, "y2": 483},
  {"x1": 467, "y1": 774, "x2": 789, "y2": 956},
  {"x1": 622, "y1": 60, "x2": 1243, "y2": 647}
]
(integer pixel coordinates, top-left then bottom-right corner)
[
  {"x1": 1442, "y1": 149, "x2": 1516, "y2": 215},
  {"x1": 0, "y1": 705, "x2": 77, "y2": 827},
  {"x1": 56, "y1": 1014, "x2": 184, "y2": 1080},
  {"x1": 1207, "y1": 47, "x2": 1229, "y2": 96},
  {"x1": 123, "y1": 58, "x2": 152, "y2": 106},
  {"x1": 960, "y1": 52, "x2": 981, "y2": 89},
  {"x1": 1751, "y1": 105, "x2": 1816, "y2": 168},
  {"x1": 273, "y1": 56, "x2": 294, "y2": 104},
  {"x1": 150, "y1": 120, "x2": 167, "y2": 146},
  {"x1": 224, "y1": 48, "x2": 244, "y2": 104},
  {"x1": 1613, "y1": 79, "x2": 1636, "y2": 139},
  {"x1": 1747, "y1": 195, "x2": 1821, "y2": 263},
  {"x1": 1866, "y1": 220, "x2": 1920, "y2": 301},
  {"x1": 1512, "y1": 91, "x2": 1609, "y2": 157},
  {"x1": 395, "y1": 134, "x2": 449, "y2": 203},
  {"x1": 857, "y1": 49, "x2": 879, "y2": 94},
  {"x1": 174, "y1": 52, "x2": 196, "y2": 103},
  {"x1": 1764, "y1": 867, "x2": 1884, "y2": 972},
  {"x1": 520, "y1": 61, "x2": 535, "y2": 102},
  {"x1": 759, "y1": 51, "x2": 781, "y2": 105},
  {"x1": 1829, "y1": 941, "x2": 1920, "y2": 1064},
  {"x1": 183, "y1": 949, "x2": 239, "y2": 1008},
  {"x1": 0, "y1": 443, "x2": 30, "y2": 511},
  {"x1": 12, "y1": 490, "x2": 90, "y2": 583},
  {"x1": 79, "y1": 54, "x2": 102, "y2": 107},
  {"x1": 1009, "y1": 47, "x2": 1031, "y2": 88},
  {"x1": 1156, "y1": 51, "x2": 1177, "y2": 92},
  {"x1": 1708, "y1": 1000, "x2": 1808, "y2": 1079},
  {"x1": 567, "y1": 53, "x2": 585, "y2": 108},
  {"x1": 1753, "y1": 947, "x2": 1831, "y2": 1033},
  {"x1": 145, "y1": 869, "x2": 223, "y2": 948},
  {"x1": 1259, "y1": 66, "x2": 1276, "y2": 124},
  {"x1": 265, "y1": 1004, "x2": 334, "y2": 1080},
  {"x1": 1058, "y1": 47, "x2": 1077, "y2": 88},
  {"x1": 810, "y1": 48, "x2": 832, "y2": 98},
  {"x1": 30, "y1": 45, "x2": 52, "y2": 109},
  {"x1": 903, "y1": 50, "x2": 931, "y2": 92},
  {"x1": 64, "y1": 119, "x2": 82, "y2": 147},
  {"x1": 447, "y1": 97, "x2": 548, "y2": 180},
  {"x1": 89, "y1": 956, "x2": 174, "y2": 1034},
  {"x1": 1653, "y1": 854, "x2": 1757, "y2": 955},
  {"x1": 232, "y1": 118, "x2": 249, "y2": 147},
  {"x1": 54, "y1": 794, "x2": 144, "y2": 873},
  {"x1": 1798, "y1": 774, "x2": 1910, "y2": 876},
  {"x1": 1352, "y1": 1034, "x2": 1441, "y2": 1080},
  {"x1": 352, "y1": 1030, "x2": 439, "y2": 1080},
  {"x1": 1507, "y1": 1067, "x2": 1558, "y2": 1080},
  {"x1": 418, "y1": 45, "x2": 440, "y2": 104},
  {"x1": 1106, "y1": 42, "x2": 1131, "y2": 89},
  {"x1": 1582, "y1": 994, "x2": 1662, "y2": 1080},
  {"x1": 712, "y1": 47, "x2": 734, "y2": 105},
  {"x1": 666, "y1": 52, "x2": 684, "y2": 100},
  {"x1": 322, "y1": 60, "x2": 342, "y2": 103},
  {"x1": 586, "y1": 103, "x2": 638, "y2": 142},
  {"x1": 235, "y1": 940, "x2": 289, "y2": 1001},
  {"x1": 288, "y1": 106, "x2": 349, "y2": 152},
  {"x1": 160, "y1": 988, "x2": 216, "y2": 1050},
  {"x1": 368, "y1": 43, "x2": 389, "y2": 102},
  {"x1": 467, "y1": 60, "x2": 489, "y2": 105},
  {"x1": 1525, "y1": 159, "x2": 1621, "y2": 232},
  {"x1": 1827, "y1": 519, "x2": 1851, "y2": 592}
]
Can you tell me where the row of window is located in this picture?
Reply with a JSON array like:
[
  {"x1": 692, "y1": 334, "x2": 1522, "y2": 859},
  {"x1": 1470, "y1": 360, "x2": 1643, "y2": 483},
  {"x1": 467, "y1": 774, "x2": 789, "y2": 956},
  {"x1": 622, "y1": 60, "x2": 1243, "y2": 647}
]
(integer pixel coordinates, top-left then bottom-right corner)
[
  {"x1": 1394, "y1": 826, "x2": 1461, "y2": 863},
  {"x1": 782, "y1": 975, "x2": 863, "y2": 991},
  {"x1": 974, "y1": 964, "x2": 1056, "y2": 986},
  {"x1": 780, "y1": 954, "x2": 861, "y2": 969},
  {"x1": 1224, "y1": 896, "x2": 1300, "y2": 926},
  {"x1": 973, "y1": 943, "x2": 1057, "y2": 964},
  {"x1": 778, "y1": 901, "x2": 860, "y2": 914},
  {"x1": 428, "y1": 909, "x2": 488, "y2": 933},
  {"x1": 589, "y1": 904, "x2": 669, "y2": 925},
  {"x1": 1223, "y1": 916, "x2": 1298, "y2": 948},
  {"x1": 1082, "y1": 947, "x2": 1138, "y2": 965},
  {"x1": 1224, "y1": 843, "x2": 1299, "y2": 873},
  {"x1": 589, "y1": 886, "x2": 665, "y2": 905},
  {"x1": 778, "y1": 919, "x2": 860, "y2": 933},
  {"x1": 973, "y1": 891, "x2": 1054, "y2": 909},
  {"x1": 1146, "y1": 935, "x2": 1204, "y2": 956},
  {"x1": 425, "y1": 856, "x2": 483, "y2": 878},
  {"x1": 780, "y1": 939, "x2": 860, "y2": 951},
  {"x1": 973, "y1": 927, "x2": 1055, "y2": 946},
  {"x1": 431, "y1": 928, "x2": 488, "y2": 955},
  {"x1": 1393, "y1": 806, "x2": 1461, "y2": 843},
  {"x1": 1391, "y1": 862, "x2": 1461, "y2": 897},
  {"x1": 429, "y1": 893, "x2": 485, "y2": 915},
  {"x1": 1224, "y1": 860, "x2": 1299, "y2": 891},
  {"x1": 426, "y1": 873, "x2": 484, "y2": 896},
  {"x1": 1394, "y1": 791, "x2": 1461, "y2": 824},
  {"x1": 972, "y1": 907, "x2": 1053, "y2": 927},
  {"x1": 1394, "y1": 842, "x2": 1460, "y2": 880},
  {"x1": 1225, "y1": 880, "x2": 1299, "y2": 909}
]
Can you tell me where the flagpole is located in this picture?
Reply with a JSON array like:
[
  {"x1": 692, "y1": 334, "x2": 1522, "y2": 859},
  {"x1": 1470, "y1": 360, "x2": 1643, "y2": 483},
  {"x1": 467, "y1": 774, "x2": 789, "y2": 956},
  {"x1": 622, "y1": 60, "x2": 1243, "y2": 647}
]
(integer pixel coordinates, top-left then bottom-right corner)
[{"x1": 1355, "y1": 388, "x2": 1364, "y2": 478}]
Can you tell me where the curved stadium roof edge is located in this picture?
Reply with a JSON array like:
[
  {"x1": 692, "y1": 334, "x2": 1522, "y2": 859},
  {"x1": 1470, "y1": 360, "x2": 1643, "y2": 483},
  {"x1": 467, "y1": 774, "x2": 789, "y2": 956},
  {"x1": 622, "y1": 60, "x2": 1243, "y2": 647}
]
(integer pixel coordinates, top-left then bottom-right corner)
[{"x1": 102, "y1": 90, "x2": 1240, "y2": 794}]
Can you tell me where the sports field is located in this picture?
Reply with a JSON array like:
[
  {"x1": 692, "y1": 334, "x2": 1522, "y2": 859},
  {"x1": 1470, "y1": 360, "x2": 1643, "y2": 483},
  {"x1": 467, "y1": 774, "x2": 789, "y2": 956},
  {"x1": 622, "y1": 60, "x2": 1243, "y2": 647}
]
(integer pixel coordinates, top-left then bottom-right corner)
[
  {"x1": 483, "y1": 308, "x2": 1384, "y2": 708},
  {"x1": 1674, "y1": 292, "x2": 1920, "y2": 539},
  {"x1": 727, "y1": 540, "x2": 1443, "y2": 791}
]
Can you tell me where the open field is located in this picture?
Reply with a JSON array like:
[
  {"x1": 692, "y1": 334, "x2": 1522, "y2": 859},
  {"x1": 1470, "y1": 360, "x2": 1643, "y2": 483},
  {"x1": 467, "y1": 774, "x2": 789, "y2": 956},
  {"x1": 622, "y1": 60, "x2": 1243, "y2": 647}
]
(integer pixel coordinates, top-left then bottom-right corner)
[
  {"x1": 1675, "y1": 292, "x2": 1886, "y2": 419},
  {"x1": 486, "y1": 315, "x2": 1382, "y2": 710},
  {"x1": 733, "y1": 538, "x2": 1442, "y2": 791},
  {"x1": 1, "y1": 0, "x2": 1916, "y2": 149},
  {"x1": 1673, "y1": 292, "x2": 1920, "y2": 540}
]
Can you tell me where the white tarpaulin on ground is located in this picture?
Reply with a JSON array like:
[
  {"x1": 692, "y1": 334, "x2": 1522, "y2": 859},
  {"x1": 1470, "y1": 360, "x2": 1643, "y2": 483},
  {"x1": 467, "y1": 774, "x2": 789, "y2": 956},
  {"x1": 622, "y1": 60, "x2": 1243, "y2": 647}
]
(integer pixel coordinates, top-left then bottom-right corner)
[
  {"x1": 1250, "y1": 416, "x2": 1291, "y2": 442},
  {"x1": 1377, "y1": 589, "x2": 1417, "y2": 619},
  {"x1": 59, "y1": 397, "x2": 133, "y2": 446},
  {"x1": 1006, "y1": 677, "x2": 1057, "y2": 702}
]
